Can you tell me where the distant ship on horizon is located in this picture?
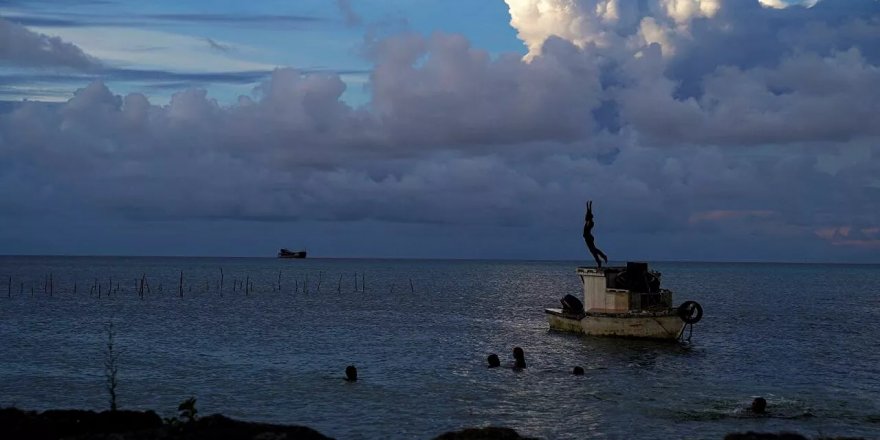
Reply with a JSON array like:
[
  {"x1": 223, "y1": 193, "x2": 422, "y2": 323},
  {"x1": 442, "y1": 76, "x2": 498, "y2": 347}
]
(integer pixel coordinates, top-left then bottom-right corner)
[{"x1": 277, "y1": 248, "x2": 307, "y2": 259}]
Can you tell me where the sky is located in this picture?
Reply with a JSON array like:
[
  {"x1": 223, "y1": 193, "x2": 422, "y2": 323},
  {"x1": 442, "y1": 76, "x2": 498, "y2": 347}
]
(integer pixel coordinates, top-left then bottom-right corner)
[{"x1": 0, "y1": 0, "x2": 878, "y2": 262}]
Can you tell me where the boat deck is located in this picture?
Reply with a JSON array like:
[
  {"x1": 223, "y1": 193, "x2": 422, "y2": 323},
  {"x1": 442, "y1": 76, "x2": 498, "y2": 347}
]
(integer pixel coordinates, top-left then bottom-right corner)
[{"x1": 545, "y1": 308, "x2": 676, "y2": 318}]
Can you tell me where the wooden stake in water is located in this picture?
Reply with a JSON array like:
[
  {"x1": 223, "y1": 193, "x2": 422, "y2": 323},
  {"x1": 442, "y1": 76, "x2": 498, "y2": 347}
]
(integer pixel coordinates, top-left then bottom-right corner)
[
  {"x1": 179, "y1": 271, "x2": 184, "y2": 298},
  {"x1": 219, "y1": 267, "x2": 224, "y2": 295},
  {"x1": 245, "y1": 275, "x2": 250, "y2": 296},
  {"x1": 7, "y1": 275, "x2": 11, "y2": 298}
]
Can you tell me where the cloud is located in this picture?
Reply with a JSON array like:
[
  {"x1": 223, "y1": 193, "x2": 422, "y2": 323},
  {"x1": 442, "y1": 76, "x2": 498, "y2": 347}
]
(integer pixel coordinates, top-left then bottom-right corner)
[
  {"x1": 143, "y1": 13, "x2": 323, "y2": 26},
  {"x1": 337, "y1": 0, "x2": 363, "y2": 27},
  {"x1": 758, "y1": 0, "x2": 821, "y2": 9},
  {"x1": 367, "y1": 32, "x2": 602, "y2": 147},
  {"x1": 1, "y1": 0, "x2": 879, "y2": 260},
  {"x1": 0, "y1": 17, "x2": 99, "y2": 69},
  {"x1": 616, "y1": 48, "x2": 880, "y2": 146},
  {"x1": 205, "y1": 38, "x2": 232, "y2": 53},
  {"x1": 1, "y1": 12, "x2": 325, "y2": 29},
  {"x1": 503, "y1": 0, "x2": 840, "y2": 60}
]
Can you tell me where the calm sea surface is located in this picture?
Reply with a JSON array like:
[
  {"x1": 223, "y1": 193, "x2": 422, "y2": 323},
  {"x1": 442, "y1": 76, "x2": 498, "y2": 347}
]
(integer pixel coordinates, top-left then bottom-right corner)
[{"x1": 1, "y1": 257, "x2": 878, "y2": 439}]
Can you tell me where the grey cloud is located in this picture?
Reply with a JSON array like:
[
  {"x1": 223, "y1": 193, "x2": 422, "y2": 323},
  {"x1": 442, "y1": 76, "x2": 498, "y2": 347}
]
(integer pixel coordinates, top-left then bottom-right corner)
[
  {"x1": 616, "y1": 47, "x2": 880, "y2": 146},
  {"x1": 337, "y1": 0, "x2": 362, "y2": 27},
  {"x1": 0, "y1": 17, "x2": 100, "y2": 69},
  {"x1": 143, "y1": 13, "x2": 324, "y2": 25},
  {"x1": 0, "y1": 12, "x2": 325, "y2": 29},
  {"x1": 668, "y1": 0, "x2": 880, "y2": 96},
  {"x1": 205, "y1": 38, "x2": 232, "y2": 53},
  {"x1": 368, "y1": 33, "x2": 603, "y2": 148}
]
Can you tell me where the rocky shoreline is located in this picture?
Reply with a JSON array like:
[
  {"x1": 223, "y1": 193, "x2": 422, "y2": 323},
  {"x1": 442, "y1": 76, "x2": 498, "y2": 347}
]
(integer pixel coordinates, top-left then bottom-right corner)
[{"x1": 0, "y1": 408, "x2": 865, "y2": 440}]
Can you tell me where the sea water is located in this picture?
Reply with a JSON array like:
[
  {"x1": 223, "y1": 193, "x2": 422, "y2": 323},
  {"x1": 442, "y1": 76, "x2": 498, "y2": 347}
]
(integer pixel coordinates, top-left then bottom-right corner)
[{"x1": 1, "y1": 256, "x2": 878, "y2": 439}]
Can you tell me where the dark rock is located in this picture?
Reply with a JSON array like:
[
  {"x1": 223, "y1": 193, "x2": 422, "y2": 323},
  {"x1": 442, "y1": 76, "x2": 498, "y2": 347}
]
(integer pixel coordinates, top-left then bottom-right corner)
[
  {"x1": 166, "y1": 414, "x2": 332, "y2": 440},
  {"x1": 433, "y1": 427, "x2": 538, "y2": 440},
  {"x1": 0, "y1": 407, "x2": 161, "y2": 439},
  {"x1": 724, "y1": 433, "x2": 865, "y2": 440},
  {"x1": 724, "y1": 434, "x2": 809, "y2": 440},
  {"x1": 0, "y1": 408, "x2": 331, "y2": 440}
]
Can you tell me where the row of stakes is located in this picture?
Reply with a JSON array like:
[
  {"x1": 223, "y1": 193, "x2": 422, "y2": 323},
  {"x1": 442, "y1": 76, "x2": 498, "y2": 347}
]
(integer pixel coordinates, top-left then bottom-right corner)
[{"x1": 3, "y1": 270, "x2": 423, "y2": 298}]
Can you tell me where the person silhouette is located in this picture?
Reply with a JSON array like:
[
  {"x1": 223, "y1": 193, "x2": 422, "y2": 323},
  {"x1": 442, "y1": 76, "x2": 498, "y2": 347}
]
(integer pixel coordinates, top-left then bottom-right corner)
[
  {"x1": 583, "y1": 201, "x2": 608, "y2": 268},
  {"x1": 513, "y1": 347, "x2": 526, "y2": 369},
  {"x1": 750, "y1": 397, "x2": 767, "y2": 415},
  {"x1": 487, "y1": 354, "x2": 501, "y2": 368},
  {"x1": 345, "y1": 365, "x2": 358, "y2": 382}
]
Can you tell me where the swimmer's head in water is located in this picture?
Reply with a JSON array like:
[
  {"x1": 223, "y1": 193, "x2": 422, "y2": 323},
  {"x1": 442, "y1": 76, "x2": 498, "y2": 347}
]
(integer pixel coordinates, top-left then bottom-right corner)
[
  {"x1": 487, "y1": 354, "x2": 500, "y2": 368},
  {"x1": 345, "y1": 365, "x2": 358, "y2": 382},
  {"x1": 513, "y1": 347, "x2": 526, "y2": 368}
]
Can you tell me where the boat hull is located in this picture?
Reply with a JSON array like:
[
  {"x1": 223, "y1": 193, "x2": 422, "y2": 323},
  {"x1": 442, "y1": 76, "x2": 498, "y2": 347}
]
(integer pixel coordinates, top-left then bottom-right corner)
[
  {"x1": 546, "y1": 308, "x2": 685, "y2": 340},
  {"x1": 277, "y1": 249, "x2": 307, "y2": 259}
]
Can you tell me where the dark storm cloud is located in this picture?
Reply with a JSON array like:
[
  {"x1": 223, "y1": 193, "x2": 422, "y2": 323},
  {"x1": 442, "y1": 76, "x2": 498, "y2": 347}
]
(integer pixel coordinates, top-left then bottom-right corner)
[{"x1": 1, "y1": 0, "x2": 879, "y2": 259}]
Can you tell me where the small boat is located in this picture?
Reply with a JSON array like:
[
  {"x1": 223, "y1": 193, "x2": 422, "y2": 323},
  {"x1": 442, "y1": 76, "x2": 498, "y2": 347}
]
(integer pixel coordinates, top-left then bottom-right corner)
[
  {"x1": 545, "y1": 262, "x2": 702, "y2": 340},
  {"x1": 277, "y1": 248, "x2": 307, "y2": 259}
]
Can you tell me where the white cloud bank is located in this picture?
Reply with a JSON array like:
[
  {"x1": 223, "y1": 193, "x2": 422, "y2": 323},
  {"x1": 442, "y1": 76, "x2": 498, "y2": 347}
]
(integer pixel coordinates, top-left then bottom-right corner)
[{"x1": 504, "y1": 0, "x2": 826, "y2": 58}]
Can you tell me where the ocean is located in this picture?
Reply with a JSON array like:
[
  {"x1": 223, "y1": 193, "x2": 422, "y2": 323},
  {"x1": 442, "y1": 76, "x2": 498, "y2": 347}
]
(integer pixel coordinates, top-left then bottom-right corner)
[{"x1": 1, "y1": 256, "x2": 878, "y2": 439}]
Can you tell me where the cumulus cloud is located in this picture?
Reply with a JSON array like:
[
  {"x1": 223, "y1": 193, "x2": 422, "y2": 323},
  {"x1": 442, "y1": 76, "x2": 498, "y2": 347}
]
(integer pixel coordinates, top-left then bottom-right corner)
[
  {"x1": 504, "y1": 0, "x2": 833, "y2": 59},
  {"x1": 1, "y1": 0, "x2": 879, "y2": 260},
  {"x1": 0, "y1": 17, "x2": 99, "y2": 69}
]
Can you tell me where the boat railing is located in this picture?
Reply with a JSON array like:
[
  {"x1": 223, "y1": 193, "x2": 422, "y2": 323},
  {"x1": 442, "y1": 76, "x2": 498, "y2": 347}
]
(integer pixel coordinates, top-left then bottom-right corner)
[{"x1": 628, "y1": 289, "x2": 672, "y2": 311}]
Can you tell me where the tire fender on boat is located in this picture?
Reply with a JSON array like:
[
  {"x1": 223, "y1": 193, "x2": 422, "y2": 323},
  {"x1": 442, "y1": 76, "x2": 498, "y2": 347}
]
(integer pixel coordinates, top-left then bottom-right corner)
[{"x1": 677, "y1": 301, "x2": 703, "y2": 324}]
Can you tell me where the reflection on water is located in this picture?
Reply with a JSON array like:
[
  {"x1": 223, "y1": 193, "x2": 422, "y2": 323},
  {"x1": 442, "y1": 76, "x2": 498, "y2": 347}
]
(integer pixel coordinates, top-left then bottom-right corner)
[{"x1": 0, "y1": 257, "x2": 878, "y2": 439}]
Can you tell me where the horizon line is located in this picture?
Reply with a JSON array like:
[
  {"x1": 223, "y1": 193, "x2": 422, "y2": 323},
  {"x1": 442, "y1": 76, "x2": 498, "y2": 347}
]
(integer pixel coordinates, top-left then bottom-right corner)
[{"x1": 0, "y1": 254, "x2": 878, "y2": 266}]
